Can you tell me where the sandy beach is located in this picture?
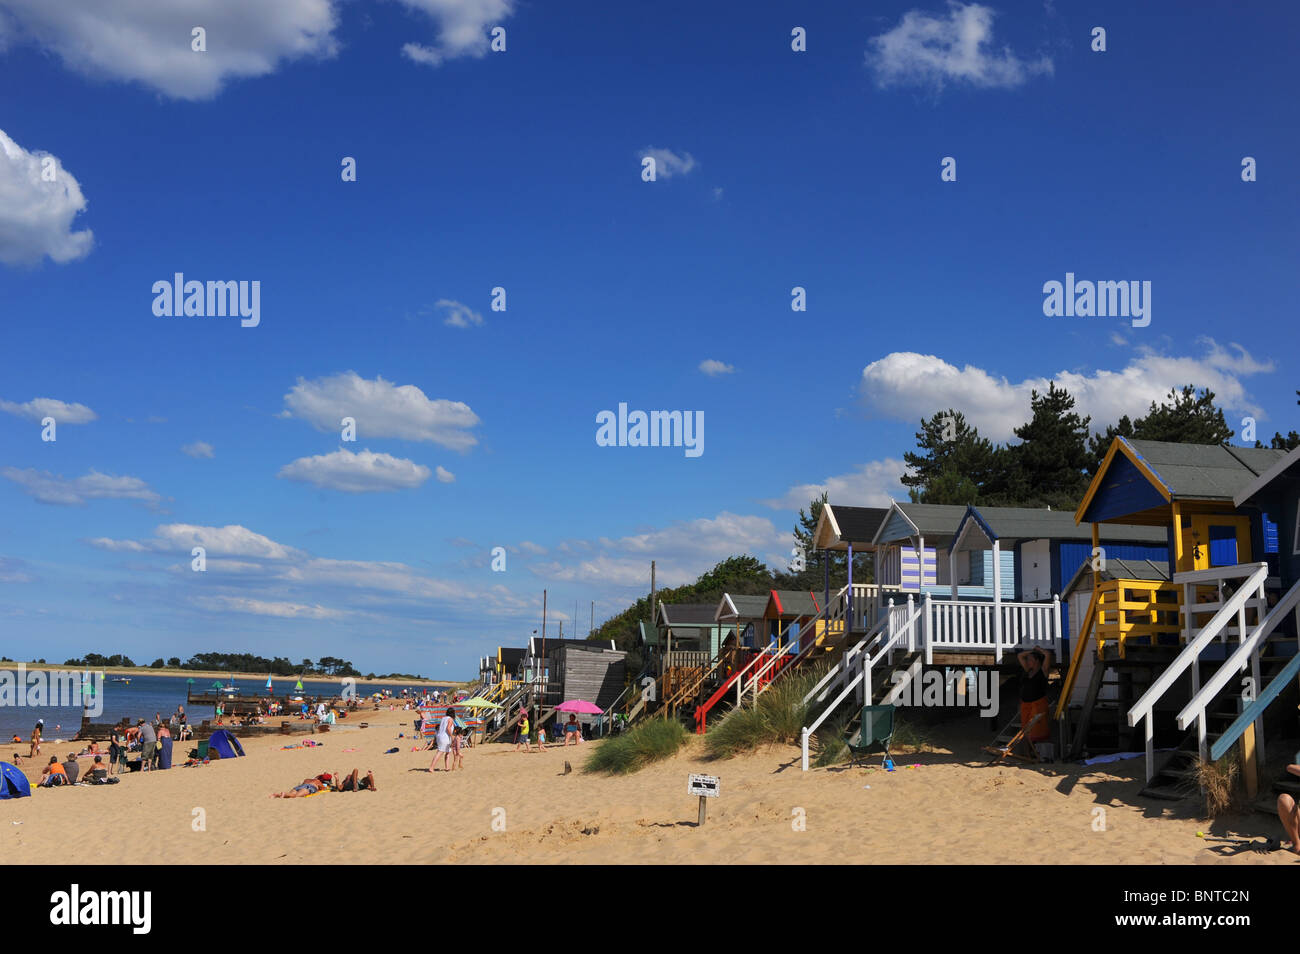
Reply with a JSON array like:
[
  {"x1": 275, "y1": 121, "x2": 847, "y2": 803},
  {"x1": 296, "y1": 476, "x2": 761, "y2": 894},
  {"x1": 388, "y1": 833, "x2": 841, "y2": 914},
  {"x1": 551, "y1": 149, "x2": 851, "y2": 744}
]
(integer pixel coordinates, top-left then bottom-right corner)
[{"x1": 2, "y1": 706, "x2": 1293, "y2": 865}]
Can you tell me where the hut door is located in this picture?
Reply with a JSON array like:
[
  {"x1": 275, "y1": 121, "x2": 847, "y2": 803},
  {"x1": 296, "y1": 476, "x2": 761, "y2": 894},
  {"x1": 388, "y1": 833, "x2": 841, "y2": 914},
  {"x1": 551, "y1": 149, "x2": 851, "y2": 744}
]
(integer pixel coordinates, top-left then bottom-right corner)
[{"x1": 1184, "y1": 515, "x2": 1252, "y2": 570}]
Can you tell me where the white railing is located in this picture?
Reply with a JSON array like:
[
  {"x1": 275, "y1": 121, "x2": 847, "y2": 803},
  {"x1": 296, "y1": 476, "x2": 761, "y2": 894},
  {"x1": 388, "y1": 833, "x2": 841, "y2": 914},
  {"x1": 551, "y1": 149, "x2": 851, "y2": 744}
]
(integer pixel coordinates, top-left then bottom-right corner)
[
  {"x1": 1178, "y1": 574, "x2": 1300, "y2": 742},
  {"x1": 738, "y1": 640, "x2": 797, "y2": 707},
  {"x1": 803, "y1": 607, "x2": 892, "y2": 707},
  {"x1": 1125, "y1": 563, "x2": 1269, "y2": 782},
  {"x1": 926, "y1": 596, "x2": 1061, "y2": 663},
  {"x1": 799, "y1": 597, "x2": 923, "y2": 771}
]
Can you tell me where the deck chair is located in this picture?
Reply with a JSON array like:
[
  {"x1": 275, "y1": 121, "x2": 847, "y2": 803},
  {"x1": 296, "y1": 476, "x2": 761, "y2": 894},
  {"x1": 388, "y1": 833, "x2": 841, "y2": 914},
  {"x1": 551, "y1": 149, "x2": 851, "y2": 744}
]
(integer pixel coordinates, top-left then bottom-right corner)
[
  {"x1": 984, "y1": 712, "x2": 1044, "y2": 765},
  {"x1": 844, "y1": 705, "x2": 895, "y2": 769}
]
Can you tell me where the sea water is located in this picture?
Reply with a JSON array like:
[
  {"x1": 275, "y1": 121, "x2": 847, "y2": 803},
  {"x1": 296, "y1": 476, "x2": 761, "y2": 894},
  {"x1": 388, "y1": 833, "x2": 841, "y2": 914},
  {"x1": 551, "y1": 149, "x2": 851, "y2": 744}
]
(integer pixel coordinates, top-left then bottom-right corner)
[{"x1": 0, "y1": 673, "x2": 447, "y2": 744}]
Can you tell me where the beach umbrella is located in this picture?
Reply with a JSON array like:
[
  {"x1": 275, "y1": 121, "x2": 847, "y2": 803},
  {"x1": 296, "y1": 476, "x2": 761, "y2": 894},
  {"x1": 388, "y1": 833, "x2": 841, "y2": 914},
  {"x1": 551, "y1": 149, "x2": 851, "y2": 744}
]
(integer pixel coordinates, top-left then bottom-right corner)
[
  {"x1": 555, "y1": 699, "x2": 603, "y2": 714},
  {"x1": 456, "y1": 697, "x2": 502, "y2": 709}
]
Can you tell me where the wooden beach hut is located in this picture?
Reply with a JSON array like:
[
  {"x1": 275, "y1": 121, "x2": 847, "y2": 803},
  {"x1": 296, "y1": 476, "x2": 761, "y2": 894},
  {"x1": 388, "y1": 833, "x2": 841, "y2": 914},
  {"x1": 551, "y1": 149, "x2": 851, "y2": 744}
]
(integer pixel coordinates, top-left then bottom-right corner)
[{"x1": 1057, "y1": 437, "x2": 1297, "y2": 797}]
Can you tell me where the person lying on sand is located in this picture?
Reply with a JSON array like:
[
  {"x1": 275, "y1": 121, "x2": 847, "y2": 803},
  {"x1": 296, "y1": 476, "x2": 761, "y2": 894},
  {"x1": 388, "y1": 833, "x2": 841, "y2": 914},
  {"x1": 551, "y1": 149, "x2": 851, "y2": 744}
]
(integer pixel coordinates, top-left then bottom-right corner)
[
  {"x1": 1277, "y1": 764, "x2": 1300, "y2": 854},
  {"x1": 332, "y1": 769, "x2": 377, "y2": 792},
  {"x1": 270, "y1": 774, "x2": 332, "y2": 798}
]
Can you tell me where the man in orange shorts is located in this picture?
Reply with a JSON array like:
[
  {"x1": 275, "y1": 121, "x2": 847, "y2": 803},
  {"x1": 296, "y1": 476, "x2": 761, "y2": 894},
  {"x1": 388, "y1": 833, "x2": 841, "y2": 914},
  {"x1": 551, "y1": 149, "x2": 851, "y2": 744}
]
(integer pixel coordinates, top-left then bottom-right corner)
[{"x1": 1016, "y1": 648, "x2": 1052, "y2": 748}]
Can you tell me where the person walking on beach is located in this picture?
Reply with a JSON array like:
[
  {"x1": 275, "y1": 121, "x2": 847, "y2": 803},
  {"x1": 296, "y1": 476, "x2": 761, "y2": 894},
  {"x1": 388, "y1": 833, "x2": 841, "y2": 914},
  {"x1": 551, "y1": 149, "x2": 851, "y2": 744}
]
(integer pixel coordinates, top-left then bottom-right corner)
[
  {"x1": 28, "y1": 720, "x2": 42, "y2": 759},
  {"x1": 428, "y1": 707, "x2": 456, "y2": 772}
]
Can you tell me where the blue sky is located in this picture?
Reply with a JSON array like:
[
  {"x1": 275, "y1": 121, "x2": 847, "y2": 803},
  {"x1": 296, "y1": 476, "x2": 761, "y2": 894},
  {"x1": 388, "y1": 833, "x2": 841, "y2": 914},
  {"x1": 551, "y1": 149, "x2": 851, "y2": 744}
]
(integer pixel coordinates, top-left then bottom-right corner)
[{"x1": 1, "y1": 0, "x2": 1296, "y2": 677}]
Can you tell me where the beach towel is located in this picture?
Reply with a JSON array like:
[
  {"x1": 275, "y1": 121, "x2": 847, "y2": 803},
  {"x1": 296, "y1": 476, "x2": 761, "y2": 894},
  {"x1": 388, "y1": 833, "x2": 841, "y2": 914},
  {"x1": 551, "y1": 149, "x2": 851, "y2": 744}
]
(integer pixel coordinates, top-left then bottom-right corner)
[{"x1": 158, "y1": 736, "x2": 173, "y2": 770}]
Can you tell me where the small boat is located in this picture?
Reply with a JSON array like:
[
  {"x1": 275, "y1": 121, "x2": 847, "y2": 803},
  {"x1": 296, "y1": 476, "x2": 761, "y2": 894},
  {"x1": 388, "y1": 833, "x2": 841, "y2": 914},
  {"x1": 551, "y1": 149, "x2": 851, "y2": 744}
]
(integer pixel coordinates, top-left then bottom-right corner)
[{"x1": 110, "y1": 677, "x2": 131, "y2": 684}]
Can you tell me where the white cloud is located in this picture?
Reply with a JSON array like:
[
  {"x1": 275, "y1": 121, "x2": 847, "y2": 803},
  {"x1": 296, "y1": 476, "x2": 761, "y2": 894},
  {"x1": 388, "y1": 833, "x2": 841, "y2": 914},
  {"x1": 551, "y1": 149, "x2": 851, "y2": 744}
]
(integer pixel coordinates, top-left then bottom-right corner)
[
  {"x1": 699, "y1": 358, "x2": 735, "y2": 376},
  {"x1": 435, "y1": 465, "x2": 455, "y2": 483},
  {"x1": 0, "y1": 395, "x2": 96, "y2": 423},
  {"x1": 193, "y1": 595, "x2": 347, "y2": 620},
  {"x1": 0, "y1": 0, "x2": 340, "y2": 100},
  {"x1": 764, "y1": 458, "x2": 909, "y2": 511},
  {"x1": 866, "y1": 2, "x2": 1052, "y2": 92},
  {"x1": 0, "y1": 130, "x2": 93, "y2": 266},
  {"x1": 435, "y1": 298, "x2": 484, "y2": 328},
  {"x1": 858, "y1": 340, "x2": 1274, "y2": 441},
  {"x1": 642, "y1": 146, "x2": 697, "y2": 179},
  {"x1": 397, "y1": 0, "x2": 514, "y2": 67},
  {"x1": 181, "y1": 441, "x2": 215, "y2": 458},
  {"x1": 283, "y1": 371, "x2": 480, "y2": 450},
  {"x1": 1, "y1": 467, "x2": 161, "y2": 506},
  {"x1": 278, "y1": 447, "x2": 432, "y2": 493}
]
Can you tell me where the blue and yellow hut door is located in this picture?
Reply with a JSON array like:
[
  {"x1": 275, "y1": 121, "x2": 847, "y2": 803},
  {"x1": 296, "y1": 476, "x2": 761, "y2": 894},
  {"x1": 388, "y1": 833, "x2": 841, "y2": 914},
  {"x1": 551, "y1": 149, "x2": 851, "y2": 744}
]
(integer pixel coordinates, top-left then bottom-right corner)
[{"x1": 1180, "y1": 515, "x2": 1252, "y2": 571}]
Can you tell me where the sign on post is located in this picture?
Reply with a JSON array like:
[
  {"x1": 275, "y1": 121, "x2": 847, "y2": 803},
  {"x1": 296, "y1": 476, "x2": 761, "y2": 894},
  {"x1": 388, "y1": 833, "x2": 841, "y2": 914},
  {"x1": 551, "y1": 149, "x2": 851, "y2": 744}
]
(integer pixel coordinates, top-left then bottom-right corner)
[{"x1": 688, "y1": 773, "x2": 719, "y2": 826}]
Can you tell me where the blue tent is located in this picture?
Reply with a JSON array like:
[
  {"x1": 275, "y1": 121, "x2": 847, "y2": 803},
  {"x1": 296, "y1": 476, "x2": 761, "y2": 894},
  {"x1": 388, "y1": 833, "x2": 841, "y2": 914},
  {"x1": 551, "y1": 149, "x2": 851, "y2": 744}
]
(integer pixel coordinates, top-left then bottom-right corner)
[
  {"x1": 0, "y1": 762, "x2": 30, "y2": 799},
  {"x1": 207, "y1": 729, "x2": 245, "y2": 759}
]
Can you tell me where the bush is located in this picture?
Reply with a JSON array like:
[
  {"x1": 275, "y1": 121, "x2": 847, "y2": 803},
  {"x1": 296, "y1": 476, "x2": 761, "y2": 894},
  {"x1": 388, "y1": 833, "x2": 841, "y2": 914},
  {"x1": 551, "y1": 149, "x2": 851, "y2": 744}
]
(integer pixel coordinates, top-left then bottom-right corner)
[
  {"x1": 585, "y1": 717, "x2": 689, "y2": 775},
  {"x1": 1196, "y1": 755, "x2": 1241, "y2": 817}
]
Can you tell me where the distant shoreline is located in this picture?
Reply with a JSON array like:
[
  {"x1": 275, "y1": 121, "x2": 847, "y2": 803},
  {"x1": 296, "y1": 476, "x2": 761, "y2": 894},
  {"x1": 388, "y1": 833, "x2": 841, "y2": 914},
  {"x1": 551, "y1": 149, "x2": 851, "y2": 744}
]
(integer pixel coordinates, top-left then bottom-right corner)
[{"x1": 5, "y1": 662, "x2": 471, "y2": 688}]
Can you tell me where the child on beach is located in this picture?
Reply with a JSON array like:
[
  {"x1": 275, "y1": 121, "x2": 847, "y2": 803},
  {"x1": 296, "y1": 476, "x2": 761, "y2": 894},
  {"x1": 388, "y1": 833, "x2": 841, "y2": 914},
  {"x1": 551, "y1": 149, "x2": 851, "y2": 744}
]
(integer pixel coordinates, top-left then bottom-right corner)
[
  {"x1": 450, "y1": 726, "x2": 464, "y2": 771},
  {"x1": 515, "y1": 712, "x2": 532, "y2": 752}
]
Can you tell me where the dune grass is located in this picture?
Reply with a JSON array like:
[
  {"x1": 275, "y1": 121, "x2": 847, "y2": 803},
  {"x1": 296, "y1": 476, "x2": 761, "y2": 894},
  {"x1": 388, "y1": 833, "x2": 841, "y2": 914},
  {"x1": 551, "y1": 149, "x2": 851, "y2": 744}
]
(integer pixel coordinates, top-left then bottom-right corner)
[
  {"x1": 584, "y1": 717, "x2": 689, "y2": 775},
  {"x1": 1195, "y1": 755, "x2": 1241, "y2": 817},
  {"x1": 703, "y1": 666, "x2": 826, "y2": 760}
]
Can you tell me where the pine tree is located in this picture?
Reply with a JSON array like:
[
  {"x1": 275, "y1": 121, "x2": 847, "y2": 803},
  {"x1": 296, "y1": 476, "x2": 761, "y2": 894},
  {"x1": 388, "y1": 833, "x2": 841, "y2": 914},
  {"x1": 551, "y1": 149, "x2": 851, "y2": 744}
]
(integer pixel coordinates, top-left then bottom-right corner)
[
  {"x1": 1002, "y1": 383, "x2": 1091, "y2": 509},
  {"x1": 901, "y1": 409, "x2": 995, "y2": 504}
]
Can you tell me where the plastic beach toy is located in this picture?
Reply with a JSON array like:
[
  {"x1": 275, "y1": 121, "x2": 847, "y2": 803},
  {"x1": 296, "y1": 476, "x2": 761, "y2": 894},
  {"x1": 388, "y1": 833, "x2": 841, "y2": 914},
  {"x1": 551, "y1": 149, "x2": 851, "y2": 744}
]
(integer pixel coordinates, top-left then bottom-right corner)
[{"x1": 884, "y1": 758, "x2": 895, "y2": 771}]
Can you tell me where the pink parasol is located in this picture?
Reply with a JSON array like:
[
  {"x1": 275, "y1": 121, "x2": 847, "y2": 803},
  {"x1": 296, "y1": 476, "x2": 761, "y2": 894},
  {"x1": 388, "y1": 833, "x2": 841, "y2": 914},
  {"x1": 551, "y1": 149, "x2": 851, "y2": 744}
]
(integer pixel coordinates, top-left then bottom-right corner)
[{"x1": 555, "y1": 699, "x2": 603, "y2": 714}]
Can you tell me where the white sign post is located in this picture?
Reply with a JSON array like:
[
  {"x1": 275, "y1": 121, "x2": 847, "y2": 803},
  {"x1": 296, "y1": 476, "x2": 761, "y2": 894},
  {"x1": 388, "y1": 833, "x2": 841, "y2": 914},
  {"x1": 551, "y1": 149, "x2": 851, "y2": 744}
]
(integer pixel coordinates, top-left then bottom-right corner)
[{"x1": 688, "y1": 773, "x2": 719, "y2": 825}]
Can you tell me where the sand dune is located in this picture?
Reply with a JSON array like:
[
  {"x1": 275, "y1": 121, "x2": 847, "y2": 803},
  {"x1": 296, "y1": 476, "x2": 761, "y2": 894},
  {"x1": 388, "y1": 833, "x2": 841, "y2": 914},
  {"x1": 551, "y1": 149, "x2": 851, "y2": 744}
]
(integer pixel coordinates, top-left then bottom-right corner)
[{"x1": 3, "y1": 708, "x2": 1292, "y2": 864}]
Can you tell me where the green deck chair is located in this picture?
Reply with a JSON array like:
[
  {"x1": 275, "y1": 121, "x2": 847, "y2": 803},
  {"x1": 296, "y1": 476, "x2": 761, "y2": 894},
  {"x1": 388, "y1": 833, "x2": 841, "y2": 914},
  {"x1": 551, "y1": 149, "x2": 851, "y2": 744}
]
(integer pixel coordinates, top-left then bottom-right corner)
[{"x1": 845, "y1": 705, "x2": 895, "y2": 769}]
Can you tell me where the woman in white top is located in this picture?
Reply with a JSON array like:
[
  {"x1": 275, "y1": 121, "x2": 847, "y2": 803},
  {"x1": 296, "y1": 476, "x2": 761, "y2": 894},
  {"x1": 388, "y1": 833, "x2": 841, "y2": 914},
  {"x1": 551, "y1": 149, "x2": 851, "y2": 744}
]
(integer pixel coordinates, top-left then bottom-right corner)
[{"x1": 428, "y1": 707, "x2": 456, "y2": 772}]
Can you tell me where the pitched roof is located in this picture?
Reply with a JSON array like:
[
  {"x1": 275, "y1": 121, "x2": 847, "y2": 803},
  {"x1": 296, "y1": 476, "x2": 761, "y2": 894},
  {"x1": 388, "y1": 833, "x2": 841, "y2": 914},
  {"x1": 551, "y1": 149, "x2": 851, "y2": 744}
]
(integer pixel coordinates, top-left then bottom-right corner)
[
  {"x1": 657, "y1": 603, "x2": 721, "y2": 627},
  {"x1": 1125, "y1": 440, "x2": 1285, "y2": 500},
  {"x1": 813, "y1": 504, "x2": 891, "y2": 550},
  {"x1": 766, "y1": 589, "x2": 820, "y2": 617},
  {"x1": 716, "y1": 593, "x2": 769, "y2": 621},
  {"x1": 872, "y1": 503, "x2": 968, "y2": 545},
  {"x1": 954, "y1": 506, "x2": 1167, "y2": 549},
  {"x1": 1235, "y1": 444, "x2": 1300, "y2": 508},
  {"x1": 1062, "y1": 558, "x2": 1172, "y2": 599}
]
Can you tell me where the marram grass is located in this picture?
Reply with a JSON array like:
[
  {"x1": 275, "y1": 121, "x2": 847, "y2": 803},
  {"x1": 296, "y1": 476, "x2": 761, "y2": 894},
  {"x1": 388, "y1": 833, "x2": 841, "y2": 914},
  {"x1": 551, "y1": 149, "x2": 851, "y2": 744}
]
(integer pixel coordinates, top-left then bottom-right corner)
[
  {"x1": 584, "y1": 716, "x2": 689, "y2": 775},
  {"x1": 703, "y1": 665, "x2": 827, "y2": 760}
]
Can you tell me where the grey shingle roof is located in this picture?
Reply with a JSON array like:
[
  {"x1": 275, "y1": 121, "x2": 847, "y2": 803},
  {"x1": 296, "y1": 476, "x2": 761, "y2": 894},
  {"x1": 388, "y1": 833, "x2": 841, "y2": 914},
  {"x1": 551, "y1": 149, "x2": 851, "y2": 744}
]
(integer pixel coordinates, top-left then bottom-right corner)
[
  {"x1": 658, "y1": 603, "x2": 721, "y2": 627},
  {"x1": 767, "y1": 590, "x2": 820, "y2": 617},
  {"x1": 717, "y1": 594, "x2": 769, "y2": 620},
  {"x1": 1062, "y1": 557, "x2": 1171, "y2": 598},
  {"x1": 1127, "y1": 440, "x2": 1285, "y2": 500},
  {"x1": 968, "y1": 506, "x2": 1167, "y2": 543},
  {"x1": 894, "y1": 503, "x2": 970, "y2": 537}
]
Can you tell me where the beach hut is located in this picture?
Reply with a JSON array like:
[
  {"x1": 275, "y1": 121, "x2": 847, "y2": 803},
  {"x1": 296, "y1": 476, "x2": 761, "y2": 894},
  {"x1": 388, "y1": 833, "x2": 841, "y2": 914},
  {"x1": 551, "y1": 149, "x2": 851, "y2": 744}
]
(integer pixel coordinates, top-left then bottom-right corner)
[
  {"x1": 1059, "y1": 437, "x2": 1292, "y2": 795},
  {"x1": 532, "y1": 639, "x2": 626, "y2": 713},
  {"x1": 715, "y1": 593, "x2": 769, "y2": 650},
  {"x1": 809, "y1": 504, "x2": 897, "y2": 633}
]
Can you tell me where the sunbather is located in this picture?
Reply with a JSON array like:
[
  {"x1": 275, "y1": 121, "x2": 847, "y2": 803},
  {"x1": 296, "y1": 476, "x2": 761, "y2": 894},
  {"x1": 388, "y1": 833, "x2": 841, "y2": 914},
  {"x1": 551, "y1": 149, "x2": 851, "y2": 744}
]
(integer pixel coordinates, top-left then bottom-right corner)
[
  {"x1": 332, "y1": 769, "x2": 377, "y2": 792},
  {"x1": 270, "y1": 774, "x2": 332, "y2": 798}
]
